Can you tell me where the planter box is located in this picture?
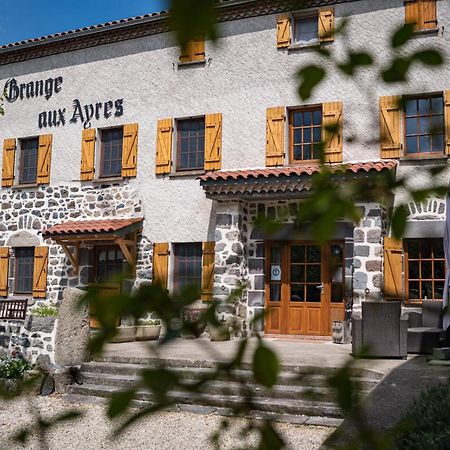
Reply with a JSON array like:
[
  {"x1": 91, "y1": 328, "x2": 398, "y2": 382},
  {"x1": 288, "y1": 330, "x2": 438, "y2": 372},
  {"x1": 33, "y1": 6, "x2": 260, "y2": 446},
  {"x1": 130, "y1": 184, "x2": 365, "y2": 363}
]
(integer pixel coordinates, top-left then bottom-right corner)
[
  {"x1": 109, "y1": 326, "x2": 136, "y2": 343},
  {"x1": 135, "y1": 325, "x2": 161, "y2": 341},
  {"x1": 208, "y1": 324, "x2": 231, "y2": 341}
]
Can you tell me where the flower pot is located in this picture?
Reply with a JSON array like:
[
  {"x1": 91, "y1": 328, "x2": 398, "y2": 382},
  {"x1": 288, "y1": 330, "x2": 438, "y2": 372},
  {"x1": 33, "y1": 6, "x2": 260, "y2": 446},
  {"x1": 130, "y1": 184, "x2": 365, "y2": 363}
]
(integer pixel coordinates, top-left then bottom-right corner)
[
  {"x1": 108, "y1": 326, "x2": 136, "y2": 343},
  {"x1": 208, "y1": 323, "x2": 231, "y2": 341},
  {"x1": 135, "y1": 325, "x2": 161, "y2": 341},
  {"x1": 181, "y1": 305, "x2": 207, "y2": 339}
]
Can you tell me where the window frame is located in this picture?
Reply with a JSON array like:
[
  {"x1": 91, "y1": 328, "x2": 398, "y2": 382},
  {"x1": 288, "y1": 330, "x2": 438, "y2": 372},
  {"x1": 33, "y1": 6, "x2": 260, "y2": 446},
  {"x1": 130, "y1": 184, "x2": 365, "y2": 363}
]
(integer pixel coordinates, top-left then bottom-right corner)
[
  {"x1": 288, "y1": 105, "x2": 323, "y2": 164},
  {"x1": 13, "y1": 247, "x2": 35, "y2": 295},
  {"x1": 404, "y1": 238, "x2": 445, "y2": 304},
  {"x1": 94, "y1": 245, "x2": 128, "y2": 282},
  {"x1": 175, "y1": 116, "x2": 206, "y2": 172},
  {"x1": 98, "y1": 126, "x2": 124, "y2": 179},
  {"x1": 403, "y1": 93, "x2": 445, "y2": 158},
  {"x1": 172, "y1": 242, "x2": 203, "y2": 294},
  {"x1": 17, "y1": 137, "x2": 39, "y2": 185}
]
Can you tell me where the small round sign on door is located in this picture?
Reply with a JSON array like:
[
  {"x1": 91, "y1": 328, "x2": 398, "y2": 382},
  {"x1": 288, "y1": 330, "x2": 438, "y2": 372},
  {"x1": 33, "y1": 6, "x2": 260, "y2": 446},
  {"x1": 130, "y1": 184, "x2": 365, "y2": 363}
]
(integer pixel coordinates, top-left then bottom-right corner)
[{"x1": 271, "y1": 264, "x2": 281, "y2": 281}]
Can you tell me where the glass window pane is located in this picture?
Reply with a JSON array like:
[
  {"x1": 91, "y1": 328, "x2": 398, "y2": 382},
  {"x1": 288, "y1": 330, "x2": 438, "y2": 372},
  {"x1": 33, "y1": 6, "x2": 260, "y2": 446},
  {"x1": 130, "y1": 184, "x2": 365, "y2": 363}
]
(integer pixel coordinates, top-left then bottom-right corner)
[
  {"x1": 421, "y1": 261, "x2": 432, "y2": 279},
  {"x1": 418, "y1": 98, "x2": 430, "y2": 114},
  {"x1": 431, "y1": 96, "x2": 443, "y2": 114},
  {"x1": 313, "y1": 110, "x2": 322, "y2": 125},
  {"x1": 307, "y1": 246, "x2": 321, "y2": 263},
  {"x1": 293, "y1": 147, "x2": 302, "y2": 160},
  {"x1": 313, "y1": 127, "x2": 321, "y2": 142},
  {"x1": 434, "y1": 261, "x2": 445, "y2": 279},
  {"x1": 303, "y1": 111, "x2": 312, "y2": 126},
  {"x1": 303, "y1": 144, "x2": 312, "y2": 160},
  {"x1": 408, "y1": 260, "x2": 420, "y2": 279},
  {"x1": 331, "y1": 284, "x2": 343, "y2": 303},
  {"x1": 433, "y1": 240, "x2": 444, "y2": 258},
  {"x1": 409, "y1": 281, "x2": 420, "y2": 299},
  {"x1": 293, "y1": 112, "x2": 303, "y2": 127},
  {"x1": 306, "y1": 265, "x2": 321, "y2": 282},
  {"x1": 406, "y1": 117, "x2": 417, "y2": 135},
  {"x1": 293, "y1": 129, "x2": 302, "y2": 145},
  {"x1": 431, "y1": 115, "x2": 444, "y2": 134},
  {"x1": 291, "y1": 265, "x2": 304, "y2": 282},
  {"x1": 271, "y1": 246, "x2": 282, "y2": 264},
  {"x1": 407, "y1": 240, "x2": 420, "y2": 258},
  {"x1": 295, "y1": 16, "x2": 318, "y2": 43},
  {"x1": 290, "y1": 284, "x2": 304, "y2": 302},
  {"x1": 419, "y1": 117, "x2": 430, "y2": 134},
  {"x1": 434, "y1": 282, "x2": 444, "y2": 299},
  {"x1": 270, "y1": 284, "x2": 281, "y2": 302},
  {"x1": 419, "y1": 135, "x2": 431, "y2": 153},
  {"x1": 406, "y1": 136, "x2": 417, "y2": 154},
  {"x1": 432, "y1": 134, "x2": 444, "y2": 152},
  {"x1": 421, "y1": 281, "x2": 433, "y2": 299},
  {"x1": 306, "y1": 285, "x2": 321, "y2": 302},
  {"x1": 303, "y1": 127, "x2": 311, "y2": 143},
  {"x1": 291, "y1": 246, "x2": 305, "y2": 263},
  {"x1": 421, "y1": 240, "x2": 432, "y2": 258},
  {"x1": 405, "y1": 99, "x2": 417, "y2": 115}
]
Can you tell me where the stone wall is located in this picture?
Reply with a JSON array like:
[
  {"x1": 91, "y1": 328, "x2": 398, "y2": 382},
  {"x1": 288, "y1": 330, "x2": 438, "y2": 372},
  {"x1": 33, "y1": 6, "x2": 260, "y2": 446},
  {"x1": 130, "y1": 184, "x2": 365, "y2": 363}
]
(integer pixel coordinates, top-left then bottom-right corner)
[{"x1": 0, "y1": 316, "x2": 57, "y2": 363}]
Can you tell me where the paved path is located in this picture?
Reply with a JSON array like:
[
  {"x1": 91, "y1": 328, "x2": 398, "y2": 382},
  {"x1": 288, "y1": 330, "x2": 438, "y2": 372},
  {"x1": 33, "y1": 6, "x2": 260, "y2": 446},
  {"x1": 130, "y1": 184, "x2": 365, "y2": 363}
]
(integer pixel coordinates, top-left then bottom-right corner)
[{"x1": 102, "y1": 337, "x2": 405, "y2": 375}]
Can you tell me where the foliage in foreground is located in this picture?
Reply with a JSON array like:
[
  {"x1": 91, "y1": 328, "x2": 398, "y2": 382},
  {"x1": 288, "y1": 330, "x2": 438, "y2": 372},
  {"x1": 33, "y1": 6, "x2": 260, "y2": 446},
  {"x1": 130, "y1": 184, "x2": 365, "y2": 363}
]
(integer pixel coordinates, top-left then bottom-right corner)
[
  {"x1": 0, "y1": 357, "x2": 34, "y2": 380},
  {"x1": 395, "y1": 378, "x2": 450, "y2": 450}
]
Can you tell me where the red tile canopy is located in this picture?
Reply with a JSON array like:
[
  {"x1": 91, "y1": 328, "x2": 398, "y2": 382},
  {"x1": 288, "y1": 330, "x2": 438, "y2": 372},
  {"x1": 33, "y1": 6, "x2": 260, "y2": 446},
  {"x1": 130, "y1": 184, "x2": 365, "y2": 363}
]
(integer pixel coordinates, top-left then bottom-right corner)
[
  {"x1": 198, "y1": 160, "x2": 397, "y2": 199},
  {"x1": 42, "y1": 218, "x2": 143, "y2": 238}
]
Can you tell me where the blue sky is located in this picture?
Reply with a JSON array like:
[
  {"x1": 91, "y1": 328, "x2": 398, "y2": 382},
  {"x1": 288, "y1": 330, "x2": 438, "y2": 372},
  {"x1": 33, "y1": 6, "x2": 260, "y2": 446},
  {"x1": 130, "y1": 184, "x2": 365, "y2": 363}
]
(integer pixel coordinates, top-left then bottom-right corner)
[{"x1": 0, "y1": 0, "x2": 169, "y2": 46}]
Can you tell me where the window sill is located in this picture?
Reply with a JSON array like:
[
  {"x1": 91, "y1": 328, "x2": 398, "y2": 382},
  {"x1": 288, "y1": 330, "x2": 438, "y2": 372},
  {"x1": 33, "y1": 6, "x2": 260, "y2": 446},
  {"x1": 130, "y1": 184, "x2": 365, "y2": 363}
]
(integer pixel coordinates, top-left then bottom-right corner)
[
  {"x1": 412, "y1": 27, "x2": 439, "y2": 37},
  {"x1": 92, "y1": 176, "x2": 124, "y2": 184},
  {"x1": 177, "y1": 59, "x2": 206, "y2": 68},
  {"x1": 13, "y1": 183, "x2": 39, "y2": 189},
  {"x1": 288, "y1": 41, "x2": 320, "y2": 51},
  {"x1": 169, "y1": 169, "x2": 206, "y2": 179},
  {"x1": 400, "y1": 154, "x2": 447, "y2": 163}
]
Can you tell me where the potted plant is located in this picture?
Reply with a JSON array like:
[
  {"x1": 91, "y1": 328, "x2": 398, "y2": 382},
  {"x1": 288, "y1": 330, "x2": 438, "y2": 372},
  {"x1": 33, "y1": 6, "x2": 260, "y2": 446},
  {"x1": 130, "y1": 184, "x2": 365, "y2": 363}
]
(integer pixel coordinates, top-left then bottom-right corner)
[
  {"x1": 181, "y1": 301, "x2": 208, "y2": 338},
  {"x1": 135, "y1": 319, "x2": 161, "y2": 341}
]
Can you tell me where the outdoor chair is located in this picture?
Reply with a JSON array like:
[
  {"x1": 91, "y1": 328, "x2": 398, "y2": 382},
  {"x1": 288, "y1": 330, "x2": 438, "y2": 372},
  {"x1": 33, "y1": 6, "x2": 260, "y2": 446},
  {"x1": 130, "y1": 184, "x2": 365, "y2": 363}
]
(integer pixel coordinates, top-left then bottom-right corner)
[
  {"x1": 352, "y1": 301, "x2": 408, "y2": 358},
  {"x1": 406, "y1": 300, "x2": 445, "y2": 354}
]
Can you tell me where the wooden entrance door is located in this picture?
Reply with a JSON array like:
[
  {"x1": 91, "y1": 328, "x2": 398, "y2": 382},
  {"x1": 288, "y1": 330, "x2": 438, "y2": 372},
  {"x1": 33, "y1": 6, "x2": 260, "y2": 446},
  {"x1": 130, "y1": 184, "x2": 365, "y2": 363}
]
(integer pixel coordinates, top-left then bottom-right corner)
[{"x1": 265, "y1": 241, "x2": 345, "y2": 336}]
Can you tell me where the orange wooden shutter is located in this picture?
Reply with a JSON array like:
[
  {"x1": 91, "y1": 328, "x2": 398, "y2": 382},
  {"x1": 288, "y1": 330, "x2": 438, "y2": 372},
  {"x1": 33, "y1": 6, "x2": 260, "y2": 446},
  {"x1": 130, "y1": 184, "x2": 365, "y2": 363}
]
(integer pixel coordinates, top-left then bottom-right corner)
[
  {"x1": 277, "y1": 14, "x2": 291, "y2": 48},
  {"x1": 80, "y1": 129, "x2": 96, "y2": 181},
  {"x1": 318, "y1": 7, "x2": 335, "y2": 43},
  {"x1": 322, "y1": 101, "x2": 343, "y2": 163},
  {"x1": 266, "y1": 107, "x2": 285, "y2": 166},
  {"x1": 0, "y1": 247, "x2": 9, "y2": 297},
  {"x1": 33, "y1": 246, "x2": 48, "y2": 299},
  {"x1": 444, "y1": 91, "x2": 450, "y2": 155},
  {"x1": 122, "y1": 123, "x2": 138, "y2": 177},
  {"x1": 37, "y1": 134, "x2": 52, "y2": 184},
  {"x1": 2, "y1": 138, "x2": 16, "y2": 187},
  {"x1": 405, "y1": 0, "x2": 420, "y2": 29},
  {"x1": 201, "y1": 242, "x2": 215, "y2": 301},
  {"x1": 153, "y1": 243, "x2": 169, "y2": 289},
  {"x1": 204, "y1": 113, "x2": 222, "y2": 171},
  {"x1": 156, "y1": 119, "x2": 173, "y2": 175},
  {"x1": 180, "y1": 36, "x2": 205, "y2": 63},
  {"x1": 379, "y1": 95, "x2": 402, "y2": 159},
  {"x1": 384, "y1": 237, "x2": 403, "y2": 301}
]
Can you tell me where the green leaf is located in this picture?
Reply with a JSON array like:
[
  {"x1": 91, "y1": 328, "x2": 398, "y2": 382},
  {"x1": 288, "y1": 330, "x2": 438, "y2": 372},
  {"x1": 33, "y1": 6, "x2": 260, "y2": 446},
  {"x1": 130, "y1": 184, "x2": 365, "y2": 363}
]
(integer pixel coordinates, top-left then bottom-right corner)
[
  {"x1": 413, "y1": 49, "x2": 443, "y2": 66},
  {"x1": 392, "y1": 24, "x2": 415, "y2": 48},
  {"x1": 391, "y1": 204, "x2": 408, "y2": 240},
  {"x1": 297, "y1": 65, "x2": 326, "y2": 101},
  {"x1": 258, "y1": 421, "x2": 285, "y2": 450},
  {"x1": 107, "y1": 389, "x2": 136, "y2": 418},
  {"x1": 253, "y1": 344, "x2": 279, "y2": 388}
]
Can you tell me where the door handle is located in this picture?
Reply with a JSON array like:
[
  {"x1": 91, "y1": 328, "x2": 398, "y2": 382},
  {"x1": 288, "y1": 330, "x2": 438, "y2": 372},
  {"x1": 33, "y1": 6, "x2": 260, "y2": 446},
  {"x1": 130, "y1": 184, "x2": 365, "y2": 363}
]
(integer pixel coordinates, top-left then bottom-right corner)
[{"x1": 316, "y1": 283, "x2": 324, "y2": 293}]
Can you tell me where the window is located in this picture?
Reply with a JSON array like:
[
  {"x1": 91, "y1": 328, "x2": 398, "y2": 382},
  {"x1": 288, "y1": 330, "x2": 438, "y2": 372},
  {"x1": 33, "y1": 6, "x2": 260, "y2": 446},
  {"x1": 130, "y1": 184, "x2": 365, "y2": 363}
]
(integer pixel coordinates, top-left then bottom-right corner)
[
  {"x1": 404, "y1": 95, "x2": 444, "y2": 155},
  {"x1": 405, "y1": 238, "x2": 445, "y2": 302},
  {"x1": 14, "y1": 247, "x2": 35, "y2": 294},
  {"x1": 19, "y1": 138, "x2": 39, "y2": 184},
  {"x1": 100, "y1": 127, "x2": 123, "y2": 178},
  {"x1": 173, "y1": 243, "x2": 202, "y2": 294},
  {"x1": 289, "y1": 107, "x2": 322, "y2": 162},
  {"x1": 95, "y1": 247, "x2": 127, "y2": 281},
  {"x1": 176, "y1": 118, "x2": 205, "y2": 171},
  {"x1": 293, "y1": 15, "x2": 319, "y2": 45},
  {"x1": 405, "y1": 0, "x2": 437, "y2": 32}
]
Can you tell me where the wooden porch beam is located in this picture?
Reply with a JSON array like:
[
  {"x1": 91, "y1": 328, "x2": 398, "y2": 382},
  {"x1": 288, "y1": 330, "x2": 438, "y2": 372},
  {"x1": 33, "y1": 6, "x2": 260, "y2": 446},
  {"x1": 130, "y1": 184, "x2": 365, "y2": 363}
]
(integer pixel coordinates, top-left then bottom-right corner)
[{"x1": 57, "y1": 240, "x2": 80, "y2": 275}]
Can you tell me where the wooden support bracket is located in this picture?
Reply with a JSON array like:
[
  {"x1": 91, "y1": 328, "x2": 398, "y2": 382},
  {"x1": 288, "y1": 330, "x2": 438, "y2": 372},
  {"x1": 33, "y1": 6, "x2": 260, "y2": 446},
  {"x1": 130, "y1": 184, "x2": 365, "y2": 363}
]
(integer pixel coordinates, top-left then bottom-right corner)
[{"x1": 58, "y1": 240, "x2": 80, "y2": 275}]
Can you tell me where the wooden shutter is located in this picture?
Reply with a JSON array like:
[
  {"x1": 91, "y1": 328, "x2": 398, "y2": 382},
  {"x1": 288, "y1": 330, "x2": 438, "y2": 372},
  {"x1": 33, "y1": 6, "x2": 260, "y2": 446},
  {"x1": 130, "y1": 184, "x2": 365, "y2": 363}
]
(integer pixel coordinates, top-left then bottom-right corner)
[
  {"x1": 322, "y1": 101, "x2": 343, "y2": 163},
  {"x1": 37, "y1": 134, "x2": 52, "y2": 184},
  {"x1": 201, "y1": 242, "x2": 215, "y2": 302},
  {"x1": 444, "y1": 91, "x2": 450, "y2": 155},
  {"x1": 32, "y1": 246, "x2": 48, "y2": 299},
  {"x1": 2, "y1": 138, "x2": 16, "y2": 187},
  {"x1": 0, "y1": 247, "x2": 9, "y2": 297},
  {"x1": 122, "y1": 123, "x2": 139, "y2": 177},
  {"x1": 153, "y1": 243, "x2": 169, "y2": 289},
  {"x1": 156, "y1": 119, "x2": 173, "y2": 175},
  {"x1": 277, "y1": 14, "x2": 291, "y2": 48},
  {"x1": 180, "y1": 36, "x2": 205, "y2": 63},
  {"x1": 405, "y1": 0, "x2": 437, "y2": 31},
  {"x1": 384, "y1": 237, "x2": 403, "y2": 301},
  {"x1": 80, "y1": 129, "x2": 96, "y2": 181},
  {"x1": 318, "y1": 7, "x2": 335, "y2": 43},
  {"x1": 266, "y1": 107, "x2": 285, "y2": 166},
  {"x1": 204, "y1": 113, "x2": 222, "y2": 171},
  {"x1": 379, "y1": 95, "x2": 402, "y2": 159}
]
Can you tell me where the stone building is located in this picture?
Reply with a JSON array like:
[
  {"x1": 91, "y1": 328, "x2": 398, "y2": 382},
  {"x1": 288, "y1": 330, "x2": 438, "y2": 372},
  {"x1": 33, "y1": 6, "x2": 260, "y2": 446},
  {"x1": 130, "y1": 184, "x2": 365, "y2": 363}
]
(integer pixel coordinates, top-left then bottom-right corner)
[{"x1": 0, "y1": 0, "x2": 449, "y2": 361}]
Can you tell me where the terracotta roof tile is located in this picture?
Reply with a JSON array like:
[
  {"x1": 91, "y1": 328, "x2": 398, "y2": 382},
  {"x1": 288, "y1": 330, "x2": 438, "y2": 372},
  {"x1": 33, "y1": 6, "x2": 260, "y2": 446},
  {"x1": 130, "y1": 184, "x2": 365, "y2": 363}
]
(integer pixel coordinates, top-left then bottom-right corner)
[
  {"x1": 198, "y1": 160, "x2": 397, "y2": 182},
  {"x1": 42, "y1": 218, "x2": 143, "y2": 237}
]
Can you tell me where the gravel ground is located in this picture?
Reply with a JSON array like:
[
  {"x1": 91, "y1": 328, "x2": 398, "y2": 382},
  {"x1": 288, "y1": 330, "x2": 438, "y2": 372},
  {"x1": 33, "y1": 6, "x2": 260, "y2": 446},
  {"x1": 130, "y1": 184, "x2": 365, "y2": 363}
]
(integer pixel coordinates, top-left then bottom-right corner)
[{"x1": 0, "y1": 396, "x2": 332, "y2": 450}]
